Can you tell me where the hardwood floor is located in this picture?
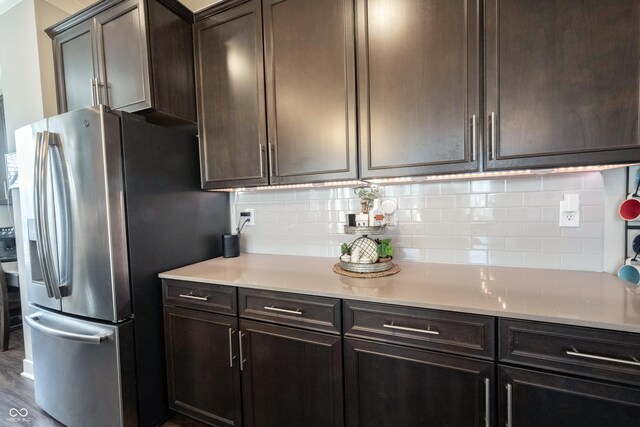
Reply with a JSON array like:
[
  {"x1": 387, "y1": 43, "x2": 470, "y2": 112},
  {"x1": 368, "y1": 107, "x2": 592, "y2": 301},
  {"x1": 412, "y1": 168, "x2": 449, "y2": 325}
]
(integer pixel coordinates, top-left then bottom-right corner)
[
  {"x1": 0, "y1": 327, "x2": 63, "y2": 426},
  {"x1": 0, "y1": 327, "x2": 206, "y2": 427}
]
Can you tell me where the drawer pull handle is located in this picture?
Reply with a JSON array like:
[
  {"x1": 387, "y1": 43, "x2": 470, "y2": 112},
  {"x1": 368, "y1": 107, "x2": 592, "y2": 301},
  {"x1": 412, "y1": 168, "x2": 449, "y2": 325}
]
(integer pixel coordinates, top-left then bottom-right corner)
[
  {"x1": 566, "y1": 349, "x2": 640, "y2": 367},
  {"x1": 264, "y1": 305, "x2": 303, "y2": 315},
  {"x1": 178, "y1": 292, "x2": 209, "y2": 301},
  {"x1": 382, "y1": 322, "x2": 439, "y2": 335}
]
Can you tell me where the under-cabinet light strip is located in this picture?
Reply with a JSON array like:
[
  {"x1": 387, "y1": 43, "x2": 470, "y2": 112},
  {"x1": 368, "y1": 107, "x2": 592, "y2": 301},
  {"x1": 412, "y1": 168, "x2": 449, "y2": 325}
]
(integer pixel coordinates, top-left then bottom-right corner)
[{"x1": 209, "y1": 164, "x2": 632, "y2": 192}]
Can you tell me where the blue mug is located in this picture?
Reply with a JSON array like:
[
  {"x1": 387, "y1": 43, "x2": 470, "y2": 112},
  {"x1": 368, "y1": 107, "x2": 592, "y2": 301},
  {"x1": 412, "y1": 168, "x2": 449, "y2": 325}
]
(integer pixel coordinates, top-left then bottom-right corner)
[{"x1": 618, "y1": 258, "x2": 640, "y2": 286}]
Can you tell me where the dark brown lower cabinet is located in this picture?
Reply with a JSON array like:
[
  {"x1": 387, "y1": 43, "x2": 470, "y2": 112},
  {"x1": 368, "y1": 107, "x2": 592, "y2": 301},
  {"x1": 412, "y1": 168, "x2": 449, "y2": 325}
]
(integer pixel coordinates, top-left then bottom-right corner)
[
  {"x1": 239, "y1": 319, "x2": 344, "y2": 427},
  {"x1": 345, "y1": 338, "x2": 494, "y2": 427},
  {"x1": 499, "y1": 366, "x2": 640, "y2": 427},
  {"x1": 164, "y1": 306, "x2": 242, "y2": 426}
]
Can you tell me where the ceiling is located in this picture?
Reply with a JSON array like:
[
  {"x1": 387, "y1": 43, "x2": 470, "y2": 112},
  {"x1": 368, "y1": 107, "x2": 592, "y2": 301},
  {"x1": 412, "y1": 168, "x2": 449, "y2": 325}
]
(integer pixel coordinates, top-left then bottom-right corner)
[{"x1": 0, "y1": 0, "x2": 20, "y2": 15}]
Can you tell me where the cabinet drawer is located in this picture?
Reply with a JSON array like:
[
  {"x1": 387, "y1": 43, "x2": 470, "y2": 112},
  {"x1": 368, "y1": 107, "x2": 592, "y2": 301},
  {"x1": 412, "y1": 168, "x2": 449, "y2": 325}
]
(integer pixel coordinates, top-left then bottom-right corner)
[
  {"x1": 162, "y1": 279, "x2": 236, "y2": 315},
  {"x1": 238, "y1": 289, "x2": 341, "y2": 334},
  {"x1": 500, "y1": 318, "x2": 640, "y2": 387},
  {"x1": 344, "y1": 300, "x2": 495, "y2": 359}
]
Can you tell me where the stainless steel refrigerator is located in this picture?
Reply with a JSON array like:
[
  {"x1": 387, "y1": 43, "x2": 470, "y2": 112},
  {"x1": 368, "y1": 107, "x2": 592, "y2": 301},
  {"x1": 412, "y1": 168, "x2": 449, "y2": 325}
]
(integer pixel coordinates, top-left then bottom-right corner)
[{"x1": 15, "y1": 106, "x2": 229, "y2": 427}]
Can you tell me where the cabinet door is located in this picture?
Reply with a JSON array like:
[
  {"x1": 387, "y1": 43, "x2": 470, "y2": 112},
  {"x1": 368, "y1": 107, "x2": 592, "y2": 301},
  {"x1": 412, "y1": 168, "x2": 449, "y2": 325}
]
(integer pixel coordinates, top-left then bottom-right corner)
[
  {"x1": 164, "y1": 306, "x2": 242, "y2": 426},
  {"x1": 263, "y1": 0, "x2": 357, "y2": 184},
  {"x1": 499, "y1": 366, "x2": 640, "y2": 427},
  {"x1": 485, "y1": 0, "x2": 640, "y2": 170},
  {"x1": 358, "y1": 0, "x2": 481, "y2": 179},
  {"x1": 194, "y1": 0, "x2": 268, "y2": 189},
  {"x1": 94, "y1": 0, "x2": 152, "y2": 112},
  {"x1": 52, "y1": 20, "x2": 96, "y2": 113},
  {"x1": 240, "y1": 320, "x2": 344, "y2": 427},
  {"x1": 345, "y1": 338, "x2": 494, "y2": 426}
]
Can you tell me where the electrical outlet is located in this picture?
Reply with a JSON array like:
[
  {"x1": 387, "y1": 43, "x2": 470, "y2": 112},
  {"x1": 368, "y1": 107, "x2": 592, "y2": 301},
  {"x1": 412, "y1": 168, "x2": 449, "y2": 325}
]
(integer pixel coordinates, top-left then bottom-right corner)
[
  {"x1": 559, "y1": 209, "x2": 579, "y2": 227},
  {"x1": 240, "y1": 208, "x2": 255, "y2": 226},
  {"x1": 559, "y1": 194, "x2": 579, "y2": 227}
]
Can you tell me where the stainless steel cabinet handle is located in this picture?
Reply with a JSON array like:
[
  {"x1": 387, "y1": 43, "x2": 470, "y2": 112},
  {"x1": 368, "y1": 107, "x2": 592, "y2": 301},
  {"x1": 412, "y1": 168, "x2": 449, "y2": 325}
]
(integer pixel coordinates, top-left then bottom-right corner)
[
  {"x1": 25, "y1": 313, "x2": 111, "y2": 344},
  {"x1": 490, "y1": 112, "x2": 497, "y2": 160},
  {"x1": 228, "y1": 328, "x2": 234, "y2": 368},
  {"x1": 506, "y1": 383, "x2": 513, "y2": 427},
  {"x1": 484, "y1": 378, "x2": 490, "y2": 427},
  {"x1": 382, "y1": 322, "x2": 439, "y2": 335},
  {"x1": 259, "y1": 144, "x2": 265, "y2": 178},
  {"x1": 471, "y1": 114, "x2": 477, "y2": 161},
  {"x1": 269, "y1": 143, "x2": 276, "y2": 177},
  {"x1": 178, "y1": 292, "x2": 209, "y2": 301},
  {"x1": 566, "y1": 349, "x2": 640, "y2": 367},
  {"x1": 90, "y1": 78, "x2": 97, "y2": 106},
  {"x1": 239, "y1": 332, "x2": 246, "y2": 371},
  {"x1": 264, "y1": 305, "x2": 303, "y2": 315},
  {"x1": 95, "y1": 80, "x2": 105, "y2": 105}
]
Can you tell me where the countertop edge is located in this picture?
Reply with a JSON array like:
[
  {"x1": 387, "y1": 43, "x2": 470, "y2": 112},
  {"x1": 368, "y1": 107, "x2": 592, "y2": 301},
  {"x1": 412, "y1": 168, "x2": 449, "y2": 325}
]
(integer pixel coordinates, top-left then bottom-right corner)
[{"x1": 159, "y1": 271, "x2": 640, "y2": 334}]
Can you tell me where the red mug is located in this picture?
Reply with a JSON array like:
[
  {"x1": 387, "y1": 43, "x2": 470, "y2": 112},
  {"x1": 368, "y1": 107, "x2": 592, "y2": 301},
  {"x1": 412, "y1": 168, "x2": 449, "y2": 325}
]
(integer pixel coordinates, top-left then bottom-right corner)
[{"x1": 620, "y1": 197, "x2": 640, "y2": 221}]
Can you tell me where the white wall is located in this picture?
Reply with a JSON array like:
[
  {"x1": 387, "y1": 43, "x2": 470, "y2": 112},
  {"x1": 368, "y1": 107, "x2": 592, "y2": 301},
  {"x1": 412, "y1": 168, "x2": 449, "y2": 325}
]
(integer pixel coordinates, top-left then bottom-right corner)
[{"x1": 0, "y1": 0, "x2": 71, "y2": 377}]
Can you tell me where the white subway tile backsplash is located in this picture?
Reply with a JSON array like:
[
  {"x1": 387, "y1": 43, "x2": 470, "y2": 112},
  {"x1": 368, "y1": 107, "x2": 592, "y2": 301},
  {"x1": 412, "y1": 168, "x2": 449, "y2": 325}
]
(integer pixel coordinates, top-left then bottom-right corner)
[
  {"x1": 471, "y1": 179, "x2": 505, "y2": 193},
  {"x1": 582, "y1": 173, "x2": 604, "y2": 189},
  {"x1": 561, "y1": 253, "x2": 603, "y2": 271},
  {"x1": 542, "y1": 238, "x2": 582, "y2": 253},
  {"x1": 489, "y1": 251, "x2": 523, "y2": 267},
  {"x1": 582, "y1": 205, "x2": 604, "y2": 222},
  {"x1": 426, "y1": 248, "x2": 457, "y2": 263},
  {"x1": 582, "y1": 238, "x2": 604, "y2": 255},
  {"x1": 412, "y1": 209, "x2": 441, "y2": 222},
  {"x1": 506, "y1": 237, "x2": 543, "y2": 252},
  {"x1": 456, "y1": 250, "x2": 488, "y2": 264},
  {"x1": 488, "y1": 193, "x2": 524, "y2": 207},
  {"x1": 425, "y1": 222, "x2": 458, "y2": 236},
  {"x1": 233, "y1": 172, "x2": 605, "y2": 271},
  {"x1": 542, "y1": 174, "x2": 583, "y2": 191},
  {"x1": 522, "y1": 252, "x2": 561, "y2": 269},
  {"x1": 523, "y1": 191, "x2": 563, "y2": 207},
  {"x1": 399, "y1": 222, "x2": 427, "y2": 235},
  {"x1": 398, "y1": 196, "x2": 425, "y2": 209},
  {"x1": 471, "y1": 236, "x2": 506, "y2": 250},
  {"x1": 505, "y1": 176, "x2": 543, "y2": 192},
  {"x1": 411, "y1": 183, "x2": 440, "y2": 195},
  {"x1": 440, "y1": 181, "x2": 471, "y2": 194},
  {"x1": 577, "y1": 189, "x2": 604, "y2": 206},
  {"x1": 426, "y1": 195, "x2": 456, "y2": 208},
  {"x1": 561, "y1": 221, "x2": 603, "y2": 238},
  {"x1": 503, "y1": 207, "x2": 543, "y2": 222},
  {"x1": 455, "y1": 194, "x2": 487, "y2": 208}
]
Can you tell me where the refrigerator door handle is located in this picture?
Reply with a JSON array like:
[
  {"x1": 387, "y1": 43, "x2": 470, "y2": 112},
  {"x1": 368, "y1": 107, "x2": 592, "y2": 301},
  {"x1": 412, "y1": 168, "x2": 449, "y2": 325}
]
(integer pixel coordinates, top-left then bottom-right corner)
[
  {"x1": 48, "y1": 133, "x2": 72, "y2": 290},
  {"x1": 33, "y1": 131, "x2": 58, "y2": 299},
  {"x1": 25, "y1": 313, "x2": 112, "y2": 344}
]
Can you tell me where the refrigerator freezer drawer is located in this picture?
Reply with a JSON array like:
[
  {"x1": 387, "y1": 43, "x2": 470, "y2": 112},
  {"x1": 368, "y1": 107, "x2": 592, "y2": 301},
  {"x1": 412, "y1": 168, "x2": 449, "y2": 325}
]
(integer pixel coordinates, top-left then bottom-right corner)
[{"x1": 27, "y1": 305, "x2": 137, "y2": 427}]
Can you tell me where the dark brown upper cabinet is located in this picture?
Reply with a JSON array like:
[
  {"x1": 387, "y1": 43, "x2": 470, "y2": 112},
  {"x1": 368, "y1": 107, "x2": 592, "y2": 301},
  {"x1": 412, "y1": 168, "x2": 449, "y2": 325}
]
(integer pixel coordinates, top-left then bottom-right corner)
[
  {"x1": 194, "y1": 0, "x2": 268, "y2": 189},
  {"x1": 263, "y1": 0, "x2": 358, "y2": 184},
  {"x1": 485, "y1": 0, "x2": 640, "y2": 170},
  {"x1": 358, "y1": 0, "x2": 481, "y2": 179},
  {"x1": 47, "y1": 0, "x2": 196, "y2": 125}
]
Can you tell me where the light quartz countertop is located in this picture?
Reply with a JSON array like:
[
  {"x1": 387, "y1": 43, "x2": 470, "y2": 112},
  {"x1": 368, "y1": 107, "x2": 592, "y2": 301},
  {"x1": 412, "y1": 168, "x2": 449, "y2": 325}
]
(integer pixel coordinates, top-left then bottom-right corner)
[{"x1": 159, "y1": 254, "x2": 640, "y2": 334}]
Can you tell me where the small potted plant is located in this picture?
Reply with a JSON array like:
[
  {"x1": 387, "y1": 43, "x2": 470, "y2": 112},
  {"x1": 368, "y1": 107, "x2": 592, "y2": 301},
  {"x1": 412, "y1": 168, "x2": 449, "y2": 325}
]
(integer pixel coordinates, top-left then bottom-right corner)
[
  {"x1": 354, "y1": 185, "x2": 381, "y2": 214},
  {"x1": 376, "y1": 238, "x2": 394, "y2": 262},
  {"x1": 340, "y1": 243, "x2": 351, "y2": 262}
]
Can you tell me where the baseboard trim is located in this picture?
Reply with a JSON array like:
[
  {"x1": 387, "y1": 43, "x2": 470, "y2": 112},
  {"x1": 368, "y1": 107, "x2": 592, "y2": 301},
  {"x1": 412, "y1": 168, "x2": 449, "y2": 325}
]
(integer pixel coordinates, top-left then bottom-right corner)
[{"x1": 21, "y1": 359, "x2": 34, "y2": 380}]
